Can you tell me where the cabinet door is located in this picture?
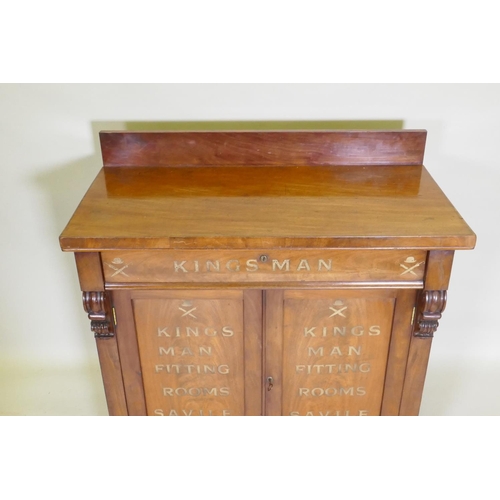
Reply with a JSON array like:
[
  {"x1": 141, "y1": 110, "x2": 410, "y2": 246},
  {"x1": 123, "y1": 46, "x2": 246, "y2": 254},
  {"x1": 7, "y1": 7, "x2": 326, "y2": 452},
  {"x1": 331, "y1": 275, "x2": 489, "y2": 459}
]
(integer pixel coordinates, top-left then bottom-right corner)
[
  {"x1": 113, "y1": 289, "x2": 262, "y2": 416},
  {"x1": 264, "y1": 289, "x2": 416, "y2": 416}
]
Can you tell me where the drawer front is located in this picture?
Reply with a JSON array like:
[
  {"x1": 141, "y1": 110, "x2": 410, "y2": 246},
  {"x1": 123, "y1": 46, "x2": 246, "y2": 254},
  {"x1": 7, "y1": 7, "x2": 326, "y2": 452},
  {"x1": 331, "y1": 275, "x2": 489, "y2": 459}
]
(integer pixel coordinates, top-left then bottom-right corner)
[{"x1": 102, "y1": 249, "x2": 426, "y2": 284}]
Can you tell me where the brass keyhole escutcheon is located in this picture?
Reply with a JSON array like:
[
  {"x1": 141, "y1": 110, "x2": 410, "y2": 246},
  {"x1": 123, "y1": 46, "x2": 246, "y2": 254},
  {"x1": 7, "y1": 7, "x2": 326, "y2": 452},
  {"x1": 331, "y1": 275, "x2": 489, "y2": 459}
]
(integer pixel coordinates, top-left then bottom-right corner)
[{"x1": 267, "y1": 376, "x2": 274, "y2": 391}]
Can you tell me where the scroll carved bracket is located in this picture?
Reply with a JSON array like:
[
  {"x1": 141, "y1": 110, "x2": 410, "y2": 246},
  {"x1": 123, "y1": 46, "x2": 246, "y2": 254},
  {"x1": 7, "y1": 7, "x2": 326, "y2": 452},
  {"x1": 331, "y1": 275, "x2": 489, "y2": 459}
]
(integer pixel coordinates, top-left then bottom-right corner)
[
  {"x1": 414, "y1": 290, "x2": 447, "y2": 338},
  {"x1": 82, "y1": 291, "x2": 115, "y2": 338}
]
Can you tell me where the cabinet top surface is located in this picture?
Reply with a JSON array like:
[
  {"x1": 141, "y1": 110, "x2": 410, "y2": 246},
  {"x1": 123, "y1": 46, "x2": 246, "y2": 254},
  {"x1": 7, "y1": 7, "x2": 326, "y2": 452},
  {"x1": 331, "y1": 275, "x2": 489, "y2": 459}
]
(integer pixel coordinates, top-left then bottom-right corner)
[{"x1": 59, "y1": 131, "x2": 476, "y2": 251}]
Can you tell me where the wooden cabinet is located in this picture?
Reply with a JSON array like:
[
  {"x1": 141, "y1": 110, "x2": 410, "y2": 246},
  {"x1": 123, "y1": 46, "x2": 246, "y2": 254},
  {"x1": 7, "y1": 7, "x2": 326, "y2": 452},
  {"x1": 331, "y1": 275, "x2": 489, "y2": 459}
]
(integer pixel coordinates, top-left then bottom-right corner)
[{"x1": 60, "y1": 130, "x2": 475, "y2": 416}]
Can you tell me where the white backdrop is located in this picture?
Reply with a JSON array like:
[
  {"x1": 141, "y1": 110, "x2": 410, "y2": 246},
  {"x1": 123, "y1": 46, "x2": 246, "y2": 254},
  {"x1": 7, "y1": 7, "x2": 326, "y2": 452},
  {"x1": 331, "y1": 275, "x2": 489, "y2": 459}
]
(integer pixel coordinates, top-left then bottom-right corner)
[{"x1": 0, "y1": 83, "x2": 497, "y2": 415}]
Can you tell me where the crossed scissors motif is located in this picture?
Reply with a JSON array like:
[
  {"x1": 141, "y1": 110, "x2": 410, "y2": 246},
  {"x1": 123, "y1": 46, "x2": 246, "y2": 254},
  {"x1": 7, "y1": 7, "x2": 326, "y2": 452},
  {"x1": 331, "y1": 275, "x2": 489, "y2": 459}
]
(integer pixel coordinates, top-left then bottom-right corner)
[
  {"x1": 179, "y1": 306, "x2": 197, "y2": 319},
  {"x1": 400, "y1": 261, "x2": 423, "y2": 276},
  {"x1": 105, "y1": 262, "x2": 129, "y2": 277},
  {"x1": 329, "y1": 306, "x2": 347, "y2": 318}
]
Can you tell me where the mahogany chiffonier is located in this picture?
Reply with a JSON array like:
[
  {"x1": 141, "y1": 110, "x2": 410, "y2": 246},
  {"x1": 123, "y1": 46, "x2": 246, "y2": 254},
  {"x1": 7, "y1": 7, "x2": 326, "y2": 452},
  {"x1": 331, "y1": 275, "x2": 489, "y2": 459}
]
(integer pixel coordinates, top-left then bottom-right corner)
[{"x1": 59, "y1": 130, "x2": 475, "y2": 416}]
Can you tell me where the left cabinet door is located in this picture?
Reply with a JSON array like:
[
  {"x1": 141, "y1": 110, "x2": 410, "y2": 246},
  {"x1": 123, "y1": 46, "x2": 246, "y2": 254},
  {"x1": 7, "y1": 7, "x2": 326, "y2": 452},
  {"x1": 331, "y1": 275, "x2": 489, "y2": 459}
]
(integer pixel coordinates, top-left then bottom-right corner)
[{"x1": 112, "y1": 289, "x2": 263, "y2": 416}]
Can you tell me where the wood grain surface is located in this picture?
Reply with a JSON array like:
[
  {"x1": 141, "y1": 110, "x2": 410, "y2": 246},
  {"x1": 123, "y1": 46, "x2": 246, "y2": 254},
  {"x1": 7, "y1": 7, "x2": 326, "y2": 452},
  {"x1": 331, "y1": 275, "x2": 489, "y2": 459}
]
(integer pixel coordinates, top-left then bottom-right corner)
[
  {"x1": 100, "y1": 130, "x2": 427, "y2": 167},
  {"x1": 60, "y1": 165, "x2": 475, "y2": 251},
  {"x1": 101, "y1": 249, "x2": 427, "y2": 284},
  {"x1": 279, "y1": 290, "x2": 397, "y2": 416},
  {"x1": 127, "y1": 290, "x2": 256, "y2": 416},
  {"x1": 63, "y1": 130, "x2": 474, "y2": 416}
]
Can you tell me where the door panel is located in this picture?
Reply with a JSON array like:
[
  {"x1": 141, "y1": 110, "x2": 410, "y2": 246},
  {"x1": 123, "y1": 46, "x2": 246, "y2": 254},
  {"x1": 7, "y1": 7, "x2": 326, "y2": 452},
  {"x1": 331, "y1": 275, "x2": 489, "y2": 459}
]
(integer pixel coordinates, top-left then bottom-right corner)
[
  {"x1": 265, "y1": 289, "x2": 412, "y2": 416},
  {"x1": 114, "y1": 290, "x2": 262, "y2": 416}
]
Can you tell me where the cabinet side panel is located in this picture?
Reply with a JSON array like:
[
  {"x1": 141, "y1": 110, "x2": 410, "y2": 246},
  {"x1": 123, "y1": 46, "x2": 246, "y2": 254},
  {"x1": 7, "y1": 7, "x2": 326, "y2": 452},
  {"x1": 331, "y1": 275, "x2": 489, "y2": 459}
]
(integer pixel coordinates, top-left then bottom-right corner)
[
  {"x1": 75, "y1": 252, "x2": 127, "y2": 414},
  {"x1": 425, "y1": 251, "x2": 454, "y2": 289},
  {"x1": 380, "y1": 289, "x2": 417, "y2": 416},
  {"x1": 132, "y1": 291, "x2": 246, "y2": 416},
  {"x1": 75, "y1": 252, "x2": 104, "y2": 291},
  {"x1": 113, "y1": 291, "x2": 147, "y2": 415},
  {"x1": 399, "y1": 337, "x2": 433, "y2": 416},
  {"x1": 95, "y1": 337, "x2": 128, "y2": 416},
  {"x1": 399, "y1": 251, "x2": 454, "y2": 415}
]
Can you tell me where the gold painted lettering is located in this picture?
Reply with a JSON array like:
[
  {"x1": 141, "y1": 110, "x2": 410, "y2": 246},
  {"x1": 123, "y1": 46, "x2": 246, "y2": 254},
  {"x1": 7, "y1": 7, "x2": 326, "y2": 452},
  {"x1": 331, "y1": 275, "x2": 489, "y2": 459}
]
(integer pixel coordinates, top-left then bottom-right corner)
[
  {"x1": 221, "y1": 326, "x2": 234, "y2": 337},
  {"x1": 186, "y1": 327, "x2": 199, "y2": 337},
  {"x1": 307, "y1": 345, "x2": 362, "y2": 356},
  {"x1": 226, "y1": 259, "x2": 240, "y2": 271},
  {"x1": 159, "y1": 347, "x2": 175, "y2": 356},
  {"x1": 308, "y1": 347, "x2": 324, "y2": 356},
  {"x1": 174, "y1": 261, "x2": 188, "y2": 272},
  {"x1": 296, "y1": 259, "x2": 310, "y2": 271},
  {"x1": 156, "y1": 364, "x2": 230, "y2": 374},
  {"x1": 318, "y1": 259, "x2": 332, "y2": 271},
  {"x1": 288, "y1": 410, "x2": 368, "y2": 416},
  {"x1": 206, "y1": 260, "x2": 220, "y2": 272},
  {"x1": 351, "y1": 326, "x2": 364, "y2": 336},
  {"x1": 155, "y1": 326, "x2": 235, "y2": 337},
  {"x1": 153, "y1": 408, "x2": 232, "y2": 416},
  {"x1": 343, "y1": 364, "x2": 358, "y2": 372},
  {"x1": 359, "y1": 363, "x2": 371, "y2": 373},
  {"x1": 340, "y1": 387, "x2": 354, "y2": 396},
  {"x1": 162, "y1": 387, "x2": 230, "y2": 397},
  {"x1": 304, "y1": 325, "x2": 382, "y2": 337},
  {"x1": 272, "y1": 259, "x2": 290, "y2": 271},
  {"x1": 157, "y1": 346, "x2": 214, "y2": 357},
  {"x1": 246, "y1": 259, "x2": 259, "y2": 272},
  {"x1": 298, "y1": 386, "x2": 366, "y2": 397},
  {"x1": 158, "y1": 327, "x2": 169, "y2": 337},
  {"x1": 194, "y1": 260, "x2": 200, "y2": 272},
  {"x1": 295, "y1": 364, "x2": 371, "y2": 374}
]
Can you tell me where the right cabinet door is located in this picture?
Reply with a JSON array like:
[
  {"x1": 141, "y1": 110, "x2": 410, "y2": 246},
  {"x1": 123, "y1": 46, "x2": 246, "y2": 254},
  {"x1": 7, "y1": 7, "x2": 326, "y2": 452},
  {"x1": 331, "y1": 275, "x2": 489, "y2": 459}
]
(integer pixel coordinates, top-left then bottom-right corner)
[{"x1": 264, "y1": 289, "x2": 417, "y2": 416}]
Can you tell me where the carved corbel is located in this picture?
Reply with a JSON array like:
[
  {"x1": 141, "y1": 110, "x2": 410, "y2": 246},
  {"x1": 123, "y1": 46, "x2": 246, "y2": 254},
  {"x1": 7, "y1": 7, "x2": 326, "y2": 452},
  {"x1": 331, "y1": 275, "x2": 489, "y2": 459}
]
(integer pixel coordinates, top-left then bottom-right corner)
[
  {"x1": 414, "y1": 290, "x2": 447, "y2": 338},
  {"x1": 82, "y1": 291, "x2": 115, "y2": 338}
]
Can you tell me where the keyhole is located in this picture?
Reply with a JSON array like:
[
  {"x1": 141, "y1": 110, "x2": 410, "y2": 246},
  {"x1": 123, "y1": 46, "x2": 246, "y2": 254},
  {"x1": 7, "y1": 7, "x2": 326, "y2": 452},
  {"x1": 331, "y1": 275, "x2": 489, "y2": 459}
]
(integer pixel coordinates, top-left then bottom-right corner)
[{"x1": 267, "y1": 376, "x2": 274, "y2": 391}]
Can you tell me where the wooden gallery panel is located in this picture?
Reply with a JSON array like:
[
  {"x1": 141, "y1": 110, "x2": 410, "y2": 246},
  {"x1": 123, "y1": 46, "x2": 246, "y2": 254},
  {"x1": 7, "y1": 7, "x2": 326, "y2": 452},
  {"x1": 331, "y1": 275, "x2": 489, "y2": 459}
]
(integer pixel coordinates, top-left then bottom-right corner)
[
  {"x1": 126, "y1": 290, "x2": 262, "y2": 416},
  {"x1": 267, "y1": 290, "x2": 398, "y2": 416}
]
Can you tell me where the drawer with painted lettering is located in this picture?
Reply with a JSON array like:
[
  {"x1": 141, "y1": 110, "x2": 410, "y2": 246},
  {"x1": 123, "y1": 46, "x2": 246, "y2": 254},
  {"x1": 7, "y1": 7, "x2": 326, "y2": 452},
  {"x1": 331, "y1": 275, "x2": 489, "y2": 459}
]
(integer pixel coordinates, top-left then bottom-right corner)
[{"x1": 101, "y1": 249, "x2": 427, "y2": 285}]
